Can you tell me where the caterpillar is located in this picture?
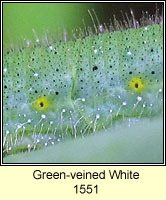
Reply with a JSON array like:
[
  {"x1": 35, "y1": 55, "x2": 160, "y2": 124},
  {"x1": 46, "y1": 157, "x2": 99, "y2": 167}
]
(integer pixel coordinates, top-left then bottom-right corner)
[{"x1": 3, "y1": 8, "x2": 163, "y2": 157}]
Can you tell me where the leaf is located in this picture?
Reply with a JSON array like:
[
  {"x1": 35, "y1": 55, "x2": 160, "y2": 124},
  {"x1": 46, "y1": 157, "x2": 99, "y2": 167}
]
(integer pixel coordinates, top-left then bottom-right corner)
[{"x1": 4, "y1": 116, "x2": 163, "y2": 163}]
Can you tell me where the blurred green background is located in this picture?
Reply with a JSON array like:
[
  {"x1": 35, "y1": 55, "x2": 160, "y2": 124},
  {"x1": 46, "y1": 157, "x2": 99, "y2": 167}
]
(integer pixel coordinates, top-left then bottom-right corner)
[{"x1": 3, "y1": 2, "x2": 163, "y2": 48}]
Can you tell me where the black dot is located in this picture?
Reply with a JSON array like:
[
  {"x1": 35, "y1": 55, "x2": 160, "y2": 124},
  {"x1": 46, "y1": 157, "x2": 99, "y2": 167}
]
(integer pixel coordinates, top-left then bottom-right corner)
[
  {"x1": 80, "y1": 68, "x2": 83, "y2": 71},
  {"x1": 151, "y1": 71, "x2": 155, "y2": 74},
  {"x1": 129, "y1": 71, "x2": 132, "y2": 74},
  {"x1": 32, "y1": 58, "x2": 35, "y2": 61},
  {"x1": 40, "y1": 102, "x2": 44, "y2": 107},
  {"x1": 110, "y1": 65, "x2": 113, "y2": 68},
  {"x1": 56, "y1": 91, "x2": 59, "y2": 95},
  {"x1": 93, "y1": 66, "x2": 98, "y2": 71},
  {"x1": 56, "y1": 69, "x2": 59, "y2": 72},
  {"x1": 4, "y1": 85, "x2": 7, "y2": 89},
  {"x1": 54, "y1": 51, "x2": 57, "y2": 54},
  {"x1": 35, "y1": 90, "x2": 38, "y2": 93},
  {"x1": 151, "y1": 49, "x2": 154, "y2": 52},
  {"x1": 135, "y1": 83, "x2": 139, "y2": 88}
]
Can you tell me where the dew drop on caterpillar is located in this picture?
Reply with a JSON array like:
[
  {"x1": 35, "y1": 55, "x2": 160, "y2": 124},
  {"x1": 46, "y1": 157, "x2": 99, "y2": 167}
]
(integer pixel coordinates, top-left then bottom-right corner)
[{"x1": 3, "y1": 7, "x2": 163, "y2": 157}]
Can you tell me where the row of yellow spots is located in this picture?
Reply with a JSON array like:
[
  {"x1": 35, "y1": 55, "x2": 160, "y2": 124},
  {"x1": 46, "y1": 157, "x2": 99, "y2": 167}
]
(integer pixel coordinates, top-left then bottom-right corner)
[{"x1": 33, "y1": 77, "x2": 144, "y2": 111}]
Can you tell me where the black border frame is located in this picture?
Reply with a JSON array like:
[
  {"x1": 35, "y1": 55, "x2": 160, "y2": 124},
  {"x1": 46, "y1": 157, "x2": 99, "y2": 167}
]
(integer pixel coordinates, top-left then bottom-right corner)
[{"x1": 1, "y1": 1, "x2": 165, "y2": 166}]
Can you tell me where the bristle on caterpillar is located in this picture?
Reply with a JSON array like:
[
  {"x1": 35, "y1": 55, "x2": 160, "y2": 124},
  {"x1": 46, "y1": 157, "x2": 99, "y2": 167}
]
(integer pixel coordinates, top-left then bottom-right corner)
[{"x1": 3, "y1": 9, "x2": 163, "y2": 156}]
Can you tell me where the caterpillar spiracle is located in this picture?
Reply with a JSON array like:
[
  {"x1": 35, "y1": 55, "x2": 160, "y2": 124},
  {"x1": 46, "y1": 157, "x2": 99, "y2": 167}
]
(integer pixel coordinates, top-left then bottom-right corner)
[{"x1": 3, "y1": 7, "x2": 163, "y2": 157}]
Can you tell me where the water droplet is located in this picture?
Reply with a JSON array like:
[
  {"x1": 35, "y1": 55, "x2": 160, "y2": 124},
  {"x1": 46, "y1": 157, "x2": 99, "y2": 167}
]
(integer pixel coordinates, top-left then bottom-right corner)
[
  {"x1": 127, "y1": 51, "x2": 132, "y2": 55},
  {"x1": 41, "y1": 114, "x2": 46, "y2": 119},
  {"x1": 137, "y1": 96, "x2": 142, "y2": 101}
]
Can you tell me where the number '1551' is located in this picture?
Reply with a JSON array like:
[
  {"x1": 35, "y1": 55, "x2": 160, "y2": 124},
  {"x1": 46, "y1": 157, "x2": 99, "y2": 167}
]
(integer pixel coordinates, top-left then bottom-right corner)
[{"x1": 74, "y1": 184, "x2": 98, "y2": 194}]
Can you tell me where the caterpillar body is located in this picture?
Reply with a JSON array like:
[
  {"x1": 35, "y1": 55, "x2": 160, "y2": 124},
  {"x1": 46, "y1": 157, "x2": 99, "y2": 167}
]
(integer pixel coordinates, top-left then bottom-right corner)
[{"x1": 3, "y1": 14, "x2": 163, "y2": 156}]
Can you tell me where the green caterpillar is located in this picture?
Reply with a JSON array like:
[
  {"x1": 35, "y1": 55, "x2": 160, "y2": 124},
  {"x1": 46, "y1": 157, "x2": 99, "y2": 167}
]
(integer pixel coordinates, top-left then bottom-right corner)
[{"x1": 3, "y1": 12, "x2": 163, "y2": 156}]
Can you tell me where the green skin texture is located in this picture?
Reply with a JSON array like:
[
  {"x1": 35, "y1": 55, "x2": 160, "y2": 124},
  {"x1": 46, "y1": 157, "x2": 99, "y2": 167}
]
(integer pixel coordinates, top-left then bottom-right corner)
[{"x1": 3, "y1": 24, "x2": 163, "y2": 158}]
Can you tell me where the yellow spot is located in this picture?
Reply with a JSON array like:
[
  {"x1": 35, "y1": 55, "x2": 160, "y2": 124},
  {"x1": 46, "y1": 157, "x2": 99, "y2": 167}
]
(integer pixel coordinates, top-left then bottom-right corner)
[
  {"x1": 34, "y1": 96, "x2": 50, "y2": 111},
  {"x1": 129, "y1": 77, "x2": 144, "y2": 92}
]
